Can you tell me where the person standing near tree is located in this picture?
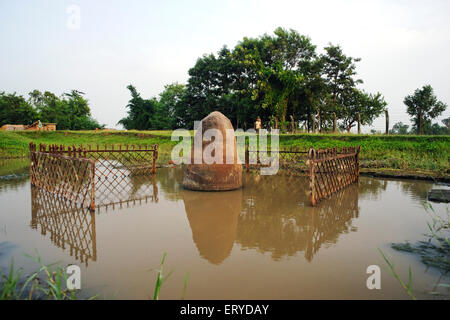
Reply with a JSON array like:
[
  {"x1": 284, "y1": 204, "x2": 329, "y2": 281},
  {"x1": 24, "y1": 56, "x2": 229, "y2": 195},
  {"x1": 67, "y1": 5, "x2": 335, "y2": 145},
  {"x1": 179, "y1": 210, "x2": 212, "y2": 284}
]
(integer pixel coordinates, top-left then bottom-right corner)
[{"x1": 255, "y1": 116, "x2": 262, "y2": 134}]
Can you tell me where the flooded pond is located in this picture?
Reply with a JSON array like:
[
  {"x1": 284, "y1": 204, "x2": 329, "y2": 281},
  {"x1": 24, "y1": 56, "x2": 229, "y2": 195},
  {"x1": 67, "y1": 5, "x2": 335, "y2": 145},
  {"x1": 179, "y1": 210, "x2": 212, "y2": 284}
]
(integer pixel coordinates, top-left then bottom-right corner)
[{"x1": 0, "y1": 162, "x2": 448, "y2": 299}]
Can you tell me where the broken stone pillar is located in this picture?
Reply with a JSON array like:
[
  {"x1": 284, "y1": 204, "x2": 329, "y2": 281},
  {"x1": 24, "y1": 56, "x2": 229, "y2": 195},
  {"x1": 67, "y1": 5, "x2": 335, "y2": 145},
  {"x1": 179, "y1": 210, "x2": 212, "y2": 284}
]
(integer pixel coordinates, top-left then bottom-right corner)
[{"x1": 183, "y1": 111, "x2": 243, "y2": 191}]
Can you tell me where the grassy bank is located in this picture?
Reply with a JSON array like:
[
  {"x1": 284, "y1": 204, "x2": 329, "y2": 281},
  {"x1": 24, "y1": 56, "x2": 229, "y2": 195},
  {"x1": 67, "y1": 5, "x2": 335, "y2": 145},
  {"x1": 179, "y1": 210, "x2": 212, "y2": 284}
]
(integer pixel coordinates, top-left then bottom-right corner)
[{"x1": 0, "y1": 130, "x2": 448, "y2": 179}]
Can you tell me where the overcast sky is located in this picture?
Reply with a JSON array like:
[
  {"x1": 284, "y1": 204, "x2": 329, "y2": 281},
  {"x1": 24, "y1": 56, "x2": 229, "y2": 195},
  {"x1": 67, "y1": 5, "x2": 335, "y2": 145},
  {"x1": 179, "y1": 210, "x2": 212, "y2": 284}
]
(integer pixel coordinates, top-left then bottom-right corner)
[{"x1": 1, "y1": 0, "x2": 449, "y2": 131}]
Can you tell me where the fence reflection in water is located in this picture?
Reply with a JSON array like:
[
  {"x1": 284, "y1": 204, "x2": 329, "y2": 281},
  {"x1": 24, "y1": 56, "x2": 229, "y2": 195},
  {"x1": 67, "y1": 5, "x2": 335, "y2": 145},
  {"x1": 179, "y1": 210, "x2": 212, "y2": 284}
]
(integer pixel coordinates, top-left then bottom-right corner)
[
  {"x1": 31, "y1": 187, "x2": 97, "y2": 266},
  {"x1": 30, "y1": 173, "x2": 159, "y2": 265},
  {"x1": 244, "y1": 146, "x2": 360, "y2": 206}
]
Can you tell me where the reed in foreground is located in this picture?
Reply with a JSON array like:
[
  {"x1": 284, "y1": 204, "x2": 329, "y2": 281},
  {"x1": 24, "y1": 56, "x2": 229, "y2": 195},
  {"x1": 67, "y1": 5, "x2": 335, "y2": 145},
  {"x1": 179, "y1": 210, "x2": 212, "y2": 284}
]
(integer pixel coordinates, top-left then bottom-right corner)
[{"x1": 0, "y1": 251, "x2": 95, "y2": 300}]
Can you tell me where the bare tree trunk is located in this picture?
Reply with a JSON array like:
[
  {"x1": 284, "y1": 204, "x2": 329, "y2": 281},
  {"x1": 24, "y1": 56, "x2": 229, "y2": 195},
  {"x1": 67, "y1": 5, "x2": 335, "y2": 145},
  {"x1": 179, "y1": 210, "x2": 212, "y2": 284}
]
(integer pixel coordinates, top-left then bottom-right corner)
[
  {"x1": 333, "y1": 113, "x2": 337, "y2": 133},
  {"x1": 318, "y1": 112, "x2": 321, "y2": 133},
  {"x1": 357, "y1": 112, "x2": 361, "y2": 134},
  {"x1": 290, "y1": 115, "x2": 295, "y2": 134},
  {"x1": 418, "y1": 109, "x2": 422, "y2": 135},
  {"x1": 385, "y1": 110, "x2": 389, "y2": 135},
  {"x1": 311, "y1": 114, "x2": 316, "y2": 134}
]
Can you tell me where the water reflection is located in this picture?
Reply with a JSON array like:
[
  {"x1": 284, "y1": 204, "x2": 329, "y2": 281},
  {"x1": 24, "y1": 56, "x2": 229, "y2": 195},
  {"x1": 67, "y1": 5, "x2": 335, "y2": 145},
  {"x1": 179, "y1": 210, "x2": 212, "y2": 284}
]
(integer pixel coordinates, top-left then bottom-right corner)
[
  {"x1": 31, "y1": 187, "x2": 97, "y2": 266},
  {"x1": 236, "y1": 174, "x2": 359, "y2": 261},
  {"x1": 179, "y1": 173, "x2": 366, "y2": 264},
  {"x1": 28, "y1": 166, "x2": 420, "y2": 268},
  {"x1": 30, "y1": 174, "x2": 160, "y2": 265},
  {"x1": 183, "y1": 189, "x2": 242, "y2": 264},
  {"x1": 357, "y1": 178, "x2": 387, "y2": 200},
  {"x1": 95, "y1": 173, "x2": 159, "y2": 212},
  {"x1": 400, "y1": 180, "x2": 432, "y2": 201}
]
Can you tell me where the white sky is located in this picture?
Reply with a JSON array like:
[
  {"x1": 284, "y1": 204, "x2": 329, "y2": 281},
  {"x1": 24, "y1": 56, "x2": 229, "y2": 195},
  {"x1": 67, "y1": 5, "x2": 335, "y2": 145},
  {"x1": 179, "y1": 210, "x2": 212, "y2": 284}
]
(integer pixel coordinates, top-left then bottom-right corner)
[{"x1": 1, "y1": 0, "x2": 449, "y2": 132}]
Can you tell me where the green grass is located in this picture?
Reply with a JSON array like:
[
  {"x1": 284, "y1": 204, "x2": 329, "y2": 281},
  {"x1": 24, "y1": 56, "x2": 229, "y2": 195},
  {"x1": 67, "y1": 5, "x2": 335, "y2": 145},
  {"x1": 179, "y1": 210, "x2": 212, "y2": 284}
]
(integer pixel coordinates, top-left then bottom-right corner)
[
  {"x1": 0, "y1": 130, "x2": 448, "y2": 177},
  {"x1": 0, "y1": 251, "x2": 93, "y2": 300},
  {"x1": 149, "y1": 252, "x2": 189, "y2": 300},
  {"x1": 1, "y1": 251, "x2": 188, "y2": 300}
]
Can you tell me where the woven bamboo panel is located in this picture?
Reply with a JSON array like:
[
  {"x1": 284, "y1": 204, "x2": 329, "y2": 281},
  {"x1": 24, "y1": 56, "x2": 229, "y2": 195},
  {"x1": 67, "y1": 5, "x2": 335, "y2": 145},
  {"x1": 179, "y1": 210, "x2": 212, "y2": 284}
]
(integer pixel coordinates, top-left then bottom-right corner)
[
  {"x1": 29, "y1": 143, "x2": 158, "y2": 210},
  {"x1": 308, "y1": 146, "x2": 360, "y2": 206},
  {"x1": 30, "y1": 143, "x2": 96, "y2": 210}
]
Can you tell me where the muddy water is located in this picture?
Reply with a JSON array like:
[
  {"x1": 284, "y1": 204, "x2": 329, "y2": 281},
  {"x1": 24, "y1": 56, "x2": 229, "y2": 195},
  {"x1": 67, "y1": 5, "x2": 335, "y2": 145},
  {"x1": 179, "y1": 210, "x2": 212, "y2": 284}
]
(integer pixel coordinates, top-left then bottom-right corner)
[{"x1": 0, "y1": 165, "x2": 448, "y2": 299}]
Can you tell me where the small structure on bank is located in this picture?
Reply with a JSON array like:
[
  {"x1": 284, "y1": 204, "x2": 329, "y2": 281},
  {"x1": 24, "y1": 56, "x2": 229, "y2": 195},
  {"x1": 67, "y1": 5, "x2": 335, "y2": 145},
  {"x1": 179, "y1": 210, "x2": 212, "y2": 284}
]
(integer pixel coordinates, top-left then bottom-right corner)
[
  {"x1": 183, "y1": 111, "x2": 243, "y2": 191},
  {"x1": 1, "y1": 120, "x2": 56, "y2": 131}
]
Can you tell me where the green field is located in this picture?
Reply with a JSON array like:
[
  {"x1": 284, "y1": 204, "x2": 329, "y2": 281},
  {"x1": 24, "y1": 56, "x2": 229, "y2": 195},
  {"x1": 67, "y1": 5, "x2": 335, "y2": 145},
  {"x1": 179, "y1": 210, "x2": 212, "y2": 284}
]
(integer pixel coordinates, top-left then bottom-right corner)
[{"x1": 0, "y1": 130, "x2": 448, "y2": 179}]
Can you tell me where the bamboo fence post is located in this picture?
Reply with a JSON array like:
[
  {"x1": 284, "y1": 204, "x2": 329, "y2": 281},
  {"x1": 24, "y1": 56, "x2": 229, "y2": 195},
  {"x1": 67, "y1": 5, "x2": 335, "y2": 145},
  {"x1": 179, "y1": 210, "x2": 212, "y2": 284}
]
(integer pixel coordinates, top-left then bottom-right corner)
[{"x1": 245, "y1": 145, "x2": 249, "y2": 172}]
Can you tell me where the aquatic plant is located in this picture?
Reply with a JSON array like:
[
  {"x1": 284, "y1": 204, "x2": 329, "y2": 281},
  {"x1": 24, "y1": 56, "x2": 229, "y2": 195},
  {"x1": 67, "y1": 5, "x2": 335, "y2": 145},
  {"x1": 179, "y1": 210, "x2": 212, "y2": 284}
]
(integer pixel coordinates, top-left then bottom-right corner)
[
  {"x1": 149, "y1": 252, "x2": 189, "y2": 300},
  {"x1": 380, "y1": 202, "x2": 449, "y2": 299},
  {"x1": 0, "y1": 251, "x2": 94, "y2": 300},
  {"x1": 378, "y1": 248, "x2": 416, "y2": 300}
]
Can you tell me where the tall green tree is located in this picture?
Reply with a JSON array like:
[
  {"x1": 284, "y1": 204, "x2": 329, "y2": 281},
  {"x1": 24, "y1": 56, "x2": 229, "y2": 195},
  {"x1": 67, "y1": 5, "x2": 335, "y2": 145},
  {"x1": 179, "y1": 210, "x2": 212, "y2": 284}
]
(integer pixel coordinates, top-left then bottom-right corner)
[
  {"x1": 404, "y1": 85, "x2": 447, "y2": 135},
  {"x1": 182, "y1": 47, "x2": 246, "y2": 128},
  {"x1": 154, "y1": 83, "x2": 185, "y2": 129},
  {"x1": 118, "y1": 85, "x2": 157, "y2": 130},
  {"x1": 320, "y1": 44, "x2": 363, "y2": 127},
  {"x1": 239, "y1": 28, "x2": 317, "y2": 130},
  {"x1": 339, "y1": 89, "x2": 386, "y2": 132},
  {"x1": 321, "y1": 44, "x2": 362, "y2": 104},
  {"x1": 181, "y1": 28, "x2": 321, "y2": 130},
  {"x1": 0, "y1": 92, "x2": 38, "y2": 126}
]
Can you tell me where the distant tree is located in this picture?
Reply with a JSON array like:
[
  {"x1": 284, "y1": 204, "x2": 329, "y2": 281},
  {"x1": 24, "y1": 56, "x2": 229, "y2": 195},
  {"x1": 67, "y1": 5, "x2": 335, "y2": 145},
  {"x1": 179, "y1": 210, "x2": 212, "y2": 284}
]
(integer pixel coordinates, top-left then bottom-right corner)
[
  {"x1": 118, "y1": 85, "x2": 158, "y2": 130},
  {"x1": 321, "y1": 44, "x2": 362, "y2": 113},
  {"x1": 391, "y1": 122, "x2": 409, "y2": 135},
  {"x1": 428, "y1": 122, "x2": 449, "y2": 135},
  {"x1": 413, "y1": 119, "x2": 449, "y2": 135},
  {"x1": 181, "y1": 28, "x2": 321, "y2": 130},
  {"x1": 442, "y1": 117, "x2": 450, "y2": 131},
  {"x1": 0, "y1": 92, "x2": 38, "y2": 126},
  {"x1": 29, "y1": 90, "x2": 69, "y2": 129},
  {"x1": 247, "y1": 28, "x2": 317, "y2": 129},
  {"x1": 157, "y1": 83, "x2": 185, "y2": 129},
  {"x1": 183, "y1": 46, "x2": 250, "y2": 129},
  {"x1": 339, "y1": 89, "x2": 386, "y2": 132},
  {"x1": 404, "y1": 85, "x2": 447, "y2": 135},
  {"x1": 28, "y1": 90, "x2": 103, "y2": 130}
]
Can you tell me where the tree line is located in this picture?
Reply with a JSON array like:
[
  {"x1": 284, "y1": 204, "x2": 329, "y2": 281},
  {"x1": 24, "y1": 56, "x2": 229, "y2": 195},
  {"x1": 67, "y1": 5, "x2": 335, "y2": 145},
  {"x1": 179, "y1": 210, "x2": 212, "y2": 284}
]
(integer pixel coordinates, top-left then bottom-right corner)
[
  {"x1": 119, "y1": 27, "x2": 447, "y2": 135},
  {"x1": 0, "y1": 90, "x2": 103, "y2": 130},
  {"x1": 120, "y1": 27, "x2": 388, "y2": 132}
]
